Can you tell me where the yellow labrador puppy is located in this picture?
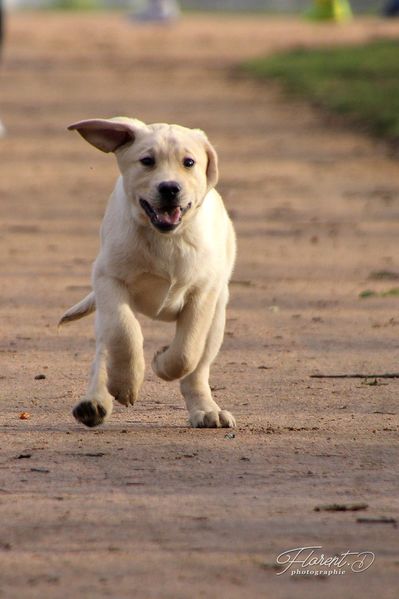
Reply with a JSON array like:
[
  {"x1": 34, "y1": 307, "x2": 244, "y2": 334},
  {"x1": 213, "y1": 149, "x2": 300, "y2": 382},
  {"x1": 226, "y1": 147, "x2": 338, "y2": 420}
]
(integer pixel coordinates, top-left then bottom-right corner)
[{"x1": 60, "y1": 117, "x2": 236, "y2": 429}]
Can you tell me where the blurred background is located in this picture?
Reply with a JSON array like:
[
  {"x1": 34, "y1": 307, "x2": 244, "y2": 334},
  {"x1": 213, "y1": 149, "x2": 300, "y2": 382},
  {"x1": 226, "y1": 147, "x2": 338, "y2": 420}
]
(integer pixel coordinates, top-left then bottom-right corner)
[{"x1": 0, "y1": 0, "x2": 392, "y2": 11}]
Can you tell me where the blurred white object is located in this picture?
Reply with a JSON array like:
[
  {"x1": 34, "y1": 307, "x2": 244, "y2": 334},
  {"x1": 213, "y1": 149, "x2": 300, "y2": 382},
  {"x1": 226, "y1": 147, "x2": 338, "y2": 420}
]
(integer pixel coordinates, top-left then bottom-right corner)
[
  {"x1": 0, "y1": 119, "x2": 6, "y2": 138},
  {"x1": 134, "y1": 0, "x2": 180, "y2": 22}
]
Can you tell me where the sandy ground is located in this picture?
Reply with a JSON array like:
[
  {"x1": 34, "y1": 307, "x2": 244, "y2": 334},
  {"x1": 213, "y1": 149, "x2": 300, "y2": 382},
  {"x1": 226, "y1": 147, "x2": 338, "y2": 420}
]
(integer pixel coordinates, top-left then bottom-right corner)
[{"x1": 0, "y1": 12, "x2": 399, "y2": 599}]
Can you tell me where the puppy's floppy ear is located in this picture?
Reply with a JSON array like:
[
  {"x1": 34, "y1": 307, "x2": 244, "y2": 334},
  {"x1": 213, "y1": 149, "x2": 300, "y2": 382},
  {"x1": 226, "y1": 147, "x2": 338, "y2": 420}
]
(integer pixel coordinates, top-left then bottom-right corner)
[
  {"x1": 67, "y1": 117, "x2": 144, "y2": 153},
  {"x1": 195, "y1": 129, "x2": 219, "y2": 190},
  {"x1": 205, "y1": 140, "x2": 219, "y2": 190}
]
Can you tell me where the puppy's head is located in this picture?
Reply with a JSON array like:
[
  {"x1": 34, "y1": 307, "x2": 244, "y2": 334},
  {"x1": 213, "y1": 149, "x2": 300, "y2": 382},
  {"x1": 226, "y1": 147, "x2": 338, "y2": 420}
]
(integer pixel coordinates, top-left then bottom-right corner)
[{"x1": 68, "y1": 117, "x2": 218, "y2": 234}]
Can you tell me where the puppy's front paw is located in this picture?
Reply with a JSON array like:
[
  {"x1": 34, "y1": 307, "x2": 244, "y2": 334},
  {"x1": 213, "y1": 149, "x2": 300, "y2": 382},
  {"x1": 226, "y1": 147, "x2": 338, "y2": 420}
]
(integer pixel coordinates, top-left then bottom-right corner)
[
  {"x1": 73, "y1": 400, "x2": 108, "y2": 428},
  {"x1": 189, "y1": 409, "x2": 236, "y2": 429}
]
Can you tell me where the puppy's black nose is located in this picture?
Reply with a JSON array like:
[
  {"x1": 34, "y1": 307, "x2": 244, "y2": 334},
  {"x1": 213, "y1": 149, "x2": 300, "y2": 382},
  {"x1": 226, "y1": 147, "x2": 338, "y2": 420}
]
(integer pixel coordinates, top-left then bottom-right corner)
[{"x1": 158, "y1": 181, "x2": 181, "y2": 201}]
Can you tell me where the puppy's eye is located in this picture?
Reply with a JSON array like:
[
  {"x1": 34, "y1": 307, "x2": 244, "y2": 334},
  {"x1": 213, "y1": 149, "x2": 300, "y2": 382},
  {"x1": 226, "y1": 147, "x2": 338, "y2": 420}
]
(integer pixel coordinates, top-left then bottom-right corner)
[
  {"x1": 140, "y1": 156, "x2": 155, "y2": 167},
  {"x1": 183, "y1": 158, "x2": 195, "y2": 168}
]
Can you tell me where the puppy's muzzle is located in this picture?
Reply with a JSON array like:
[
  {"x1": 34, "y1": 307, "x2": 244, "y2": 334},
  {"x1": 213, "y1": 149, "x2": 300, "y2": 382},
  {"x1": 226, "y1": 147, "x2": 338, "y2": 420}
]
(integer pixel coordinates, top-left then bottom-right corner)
[
  {"x1": 140, "y1": 181, "x2": 191, "y2": 233},
  {"x1": 158, "y1": 181, "x2": 181, "y2": 202}
]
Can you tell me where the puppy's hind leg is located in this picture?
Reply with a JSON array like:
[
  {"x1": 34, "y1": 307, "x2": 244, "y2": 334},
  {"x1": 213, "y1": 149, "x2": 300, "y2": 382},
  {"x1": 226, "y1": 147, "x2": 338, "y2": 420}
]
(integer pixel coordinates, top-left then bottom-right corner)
[
  {"x1": 73, "y1": 276, "x2": 145, "y2": 428},
  {"x1": 180, "y1": 286, "x2": 236, "y2": 429}
]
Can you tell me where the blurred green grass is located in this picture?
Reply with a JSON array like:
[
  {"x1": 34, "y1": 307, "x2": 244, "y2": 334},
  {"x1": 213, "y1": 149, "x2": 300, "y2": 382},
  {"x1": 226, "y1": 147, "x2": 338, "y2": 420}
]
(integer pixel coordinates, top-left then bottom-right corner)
[
  {"x1": 244, "y1": 40, "x2": 399, "y2": 141},
  {"x1": 52, "y1": 0, "x2": 101, "y2": 9}
]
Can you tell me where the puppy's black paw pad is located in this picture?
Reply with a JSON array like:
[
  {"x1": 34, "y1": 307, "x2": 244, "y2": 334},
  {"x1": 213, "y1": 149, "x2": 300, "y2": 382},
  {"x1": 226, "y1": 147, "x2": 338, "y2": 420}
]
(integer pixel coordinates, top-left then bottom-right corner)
[{"x1": 73, "y1": 401, "x2": 106, "y2": 428}]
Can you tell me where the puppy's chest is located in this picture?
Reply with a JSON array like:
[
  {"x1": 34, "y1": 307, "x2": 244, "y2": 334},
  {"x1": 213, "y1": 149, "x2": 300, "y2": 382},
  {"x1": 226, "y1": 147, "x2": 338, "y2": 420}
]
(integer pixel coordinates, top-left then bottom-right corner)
[
  {"x1": 124, "y1": 251, "x2": 196, "y2": 321},
  {"x1": 111, "y1": 235, "x2": 205, "y2": 320},
  {"x1": 126, "y1": 271, "x2": 185, "y2": 320}
]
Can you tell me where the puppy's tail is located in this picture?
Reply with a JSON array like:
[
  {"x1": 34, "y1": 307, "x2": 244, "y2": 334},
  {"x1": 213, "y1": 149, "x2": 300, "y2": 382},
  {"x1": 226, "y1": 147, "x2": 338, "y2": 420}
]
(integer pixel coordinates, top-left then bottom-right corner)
[{"x1": 58, "y1": 291, "x2": 96, "y2": 326}]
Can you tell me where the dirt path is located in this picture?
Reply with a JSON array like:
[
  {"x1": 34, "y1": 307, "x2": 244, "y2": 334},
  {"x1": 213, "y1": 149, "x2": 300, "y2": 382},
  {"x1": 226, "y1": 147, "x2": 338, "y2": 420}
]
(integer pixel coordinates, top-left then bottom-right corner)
[{"x1": 1, "y1": 12, "x2": 398, "y2": 599}]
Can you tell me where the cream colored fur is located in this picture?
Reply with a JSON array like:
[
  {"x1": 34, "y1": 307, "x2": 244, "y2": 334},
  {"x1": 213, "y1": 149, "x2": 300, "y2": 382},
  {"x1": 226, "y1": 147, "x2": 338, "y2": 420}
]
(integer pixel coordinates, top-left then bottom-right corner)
[{"x1": 60, "y1": 117, "x2": 236, "y2": 428}]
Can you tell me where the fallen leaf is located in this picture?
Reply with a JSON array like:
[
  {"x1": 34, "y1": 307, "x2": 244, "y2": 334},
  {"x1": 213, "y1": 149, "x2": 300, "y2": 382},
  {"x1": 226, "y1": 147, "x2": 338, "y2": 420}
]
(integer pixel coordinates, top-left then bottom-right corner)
[{"x1": 19, "y1": 412, "x2": 30, "y2": 420}]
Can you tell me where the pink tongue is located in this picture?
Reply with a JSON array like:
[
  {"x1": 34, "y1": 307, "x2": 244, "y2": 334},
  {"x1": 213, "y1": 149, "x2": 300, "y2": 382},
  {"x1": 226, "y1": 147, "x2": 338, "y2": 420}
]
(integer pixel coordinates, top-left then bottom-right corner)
[{"x1": 158, "y1": 207, "x2": 181, "y2": 225}]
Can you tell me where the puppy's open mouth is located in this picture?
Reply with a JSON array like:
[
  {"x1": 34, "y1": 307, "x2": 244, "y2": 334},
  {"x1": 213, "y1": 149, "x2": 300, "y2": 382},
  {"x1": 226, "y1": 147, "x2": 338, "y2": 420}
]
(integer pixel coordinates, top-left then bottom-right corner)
[{"x1": 139, "y1": 199, "x2": 192, "y2": 232}]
